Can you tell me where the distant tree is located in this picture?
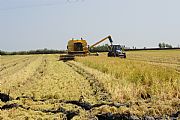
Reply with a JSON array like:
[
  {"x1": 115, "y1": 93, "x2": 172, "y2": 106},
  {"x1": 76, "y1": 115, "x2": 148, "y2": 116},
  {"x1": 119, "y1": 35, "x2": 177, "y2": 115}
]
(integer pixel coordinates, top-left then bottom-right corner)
[
  {"x1": 165, "y1": 44, "x2": 172, "y2": 48},
  {"x1": 0, "y1": 50, "x2": 6, "y2": 55},
  {"x1": 162, "y1": 42, "x2": 166, "y2": 48},
  {"x1": 158, "y1": 43, "x2": 162, "y2": 48},
  {"x1": 159, "y1": 42, "x2": 172, "y2": 48}
]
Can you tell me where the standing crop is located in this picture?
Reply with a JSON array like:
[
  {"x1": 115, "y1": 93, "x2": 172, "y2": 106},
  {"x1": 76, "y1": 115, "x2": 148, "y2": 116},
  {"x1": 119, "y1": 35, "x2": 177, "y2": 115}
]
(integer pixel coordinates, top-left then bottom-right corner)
[{"x1": 76, "y1": 50, "x2": 180, "y2": 116}]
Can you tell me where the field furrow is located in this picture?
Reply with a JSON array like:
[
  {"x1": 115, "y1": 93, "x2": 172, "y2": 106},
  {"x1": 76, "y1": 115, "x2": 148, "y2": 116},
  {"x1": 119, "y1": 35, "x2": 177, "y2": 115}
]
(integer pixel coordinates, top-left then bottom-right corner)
[
  {"x1": 0, "y1": 56, "x2": 38, "y2": 78},
  {"x1": 0, "y1": 55, "x2": 27, "y2": 65},
  {"x1": 0, "y1": 56, "x2": 43, "y2": 96},
  {"x1": 0, "y1": 56, "x2": 28, "y2": 71},
  {"x1": 65, "y1": 61, "x2": 112, "y2": 102}
]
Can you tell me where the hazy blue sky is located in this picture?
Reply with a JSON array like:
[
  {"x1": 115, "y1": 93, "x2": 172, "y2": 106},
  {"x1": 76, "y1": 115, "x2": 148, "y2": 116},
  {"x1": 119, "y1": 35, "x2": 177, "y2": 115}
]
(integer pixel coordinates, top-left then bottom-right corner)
[{"x1": 0, "y1": 0, "x2": 180, "y2": 51}]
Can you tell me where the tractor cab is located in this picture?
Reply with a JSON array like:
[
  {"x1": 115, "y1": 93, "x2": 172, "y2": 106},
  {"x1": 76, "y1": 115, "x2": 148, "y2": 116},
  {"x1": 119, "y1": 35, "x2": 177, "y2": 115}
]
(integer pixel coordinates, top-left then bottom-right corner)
[
  {"x1": 112, "y1": 45, "x2": 123, "y2": 52},
  {"x1": 108, "y1": 45, "x2": 126, "y2": 58}
]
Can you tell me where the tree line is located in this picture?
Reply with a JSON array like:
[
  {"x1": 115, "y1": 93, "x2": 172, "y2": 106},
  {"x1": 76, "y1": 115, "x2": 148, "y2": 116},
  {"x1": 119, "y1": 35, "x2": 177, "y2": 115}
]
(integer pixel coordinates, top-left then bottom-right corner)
[
  {"x1": 89, "y1": 44, "x2": 110, "y2": 52},
  {"x1": 90, "y1": 42, "x2": 174, "y2": 52},
  {"x1": 0, "y1": 48, "x2": 66, "y2": 55}
]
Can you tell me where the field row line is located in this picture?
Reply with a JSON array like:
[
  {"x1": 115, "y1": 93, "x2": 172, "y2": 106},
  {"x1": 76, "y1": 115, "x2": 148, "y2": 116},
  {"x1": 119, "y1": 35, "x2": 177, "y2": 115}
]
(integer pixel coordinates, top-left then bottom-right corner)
[
  {"x1": 0, "y1": 56, "x2": 34, "y2": 73},
  {"x1": 0, "y1": 56, "x2": 45, "y2": 97},
  {"x1": 9, "y1": 56, "x2": 48, "y2": 98},
  {"x1": 0, "y1": 57, "x2": 38, "y2": 79},
  {"x1": 127, "y1": 58, "x2": 180, "y2": 73},
  {"x1": 65, "y1": 61, "x2": 112, "y2": 102}
]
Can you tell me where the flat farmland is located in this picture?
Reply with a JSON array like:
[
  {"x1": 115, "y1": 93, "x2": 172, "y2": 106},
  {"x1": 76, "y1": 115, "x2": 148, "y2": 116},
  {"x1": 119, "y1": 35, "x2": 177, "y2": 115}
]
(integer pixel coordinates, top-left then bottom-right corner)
[
  {"x1": 0, "y1": 50, "x2": 180, "y2": 120},
  {"x1": 127, "y1": 50, "x2": 180, "y2": 71}
]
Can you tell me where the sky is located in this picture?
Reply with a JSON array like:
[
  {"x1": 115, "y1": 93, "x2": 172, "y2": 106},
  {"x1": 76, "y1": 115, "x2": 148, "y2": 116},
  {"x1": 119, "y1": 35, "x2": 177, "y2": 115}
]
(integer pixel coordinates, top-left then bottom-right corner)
[{"x1": 0, "y1": 0, "x2": 180, "y2": 51}]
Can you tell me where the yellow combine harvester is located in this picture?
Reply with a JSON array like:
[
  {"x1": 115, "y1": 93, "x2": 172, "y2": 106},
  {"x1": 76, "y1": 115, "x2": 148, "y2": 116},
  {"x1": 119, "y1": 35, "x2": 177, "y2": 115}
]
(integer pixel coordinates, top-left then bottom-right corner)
[
  {"x1": 67, "y1": 38, "x2": 89, "y2": 55},
  {"x1": 59, "y1": 35, "x2": 126, "y2": 61}
]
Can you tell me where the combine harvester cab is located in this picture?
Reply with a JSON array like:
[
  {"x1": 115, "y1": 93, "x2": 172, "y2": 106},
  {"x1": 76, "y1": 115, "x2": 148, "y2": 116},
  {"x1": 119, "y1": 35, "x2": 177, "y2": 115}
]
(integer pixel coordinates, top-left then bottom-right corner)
[{"x1": 59, "y1": 38, "x2": 88, "y2": 61}]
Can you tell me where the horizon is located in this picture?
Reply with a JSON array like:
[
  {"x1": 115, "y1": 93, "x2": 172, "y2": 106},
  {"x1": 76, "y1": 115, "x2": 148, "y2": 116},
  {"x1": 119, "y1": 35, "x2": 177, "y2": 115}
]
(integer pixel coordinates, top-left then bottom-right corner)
[{"x1": 1, "y1": 46, "x2": 180, "y2": 53}]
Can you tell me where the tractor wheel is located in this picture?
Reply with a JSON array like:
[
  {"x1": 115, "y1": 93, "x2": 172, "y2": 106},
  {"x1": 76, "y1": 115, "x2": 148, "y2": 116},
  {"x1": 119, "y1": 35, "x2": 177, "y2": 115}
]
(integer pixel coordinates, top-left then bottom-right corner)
[
  {"x1": 108, "y1": 52, "x2": 113, "y2": 57},
  {"x1": 123, "y1": 53, "x2": 126, "y2": 58}
]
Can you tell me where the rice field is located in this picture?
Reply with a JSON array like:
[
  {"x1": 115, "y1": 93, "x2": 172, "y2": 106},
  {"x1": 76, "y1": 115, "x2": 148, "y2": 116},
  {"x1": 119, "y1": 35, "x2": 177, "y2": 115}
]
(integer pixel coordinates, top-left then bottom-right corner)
[
  {"x1": 76, "y1": 50, "x2": 180, "y2": 117},
  {"x1": 0, "y1": 50, "x2": 179, "y2": 119}
]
